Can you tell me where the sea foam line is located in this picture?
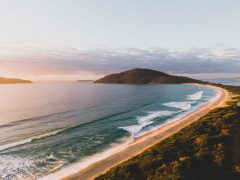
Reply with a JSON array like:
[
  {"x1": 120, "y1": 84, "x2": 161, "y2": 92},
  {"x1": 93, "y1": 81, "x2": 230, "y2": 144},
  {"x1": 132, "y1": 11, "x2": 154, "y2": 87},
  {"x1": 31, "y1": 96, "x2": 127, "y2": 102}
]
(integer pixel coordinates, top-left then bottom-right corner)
[
  {"x1": 163, "y1": 101, "x2": 195, "y2": 111},
  {"x1": 43, "y1": 86, "x2": 221, "y2": 180},
  {"x1": 138, "y1": 88, "x2": 220, "y2": 137},
  {"x1": 119, "y1": 111, "x2": 174, "y2": 137},
  {"x1": 0, "y1": 129, "x2": 64, "y2": 152},
  {"x1": 40, "y1": 137, "x2": 132, "y2": 180},
  {"x1": 41, "y1": 110, "x2": 186, "y2": 179},
  {"x1": 187, "y1": 91, "x2": 203, "y2": 100},
  {"x1": 119, "y1": 91, "x2": 204, "y2": 137}
]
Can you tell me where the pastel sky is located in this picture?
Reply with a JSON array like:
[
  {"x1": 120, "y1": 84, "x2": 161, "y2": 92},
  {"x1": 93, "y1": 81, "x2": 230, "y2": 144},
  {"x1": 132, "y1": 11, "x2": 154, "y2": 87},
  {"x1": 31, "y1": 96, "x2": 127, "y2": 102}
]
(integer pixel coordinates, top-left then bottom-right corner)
[{"x1": 0, "y1": 0, "x2": 240, "y2": 81}]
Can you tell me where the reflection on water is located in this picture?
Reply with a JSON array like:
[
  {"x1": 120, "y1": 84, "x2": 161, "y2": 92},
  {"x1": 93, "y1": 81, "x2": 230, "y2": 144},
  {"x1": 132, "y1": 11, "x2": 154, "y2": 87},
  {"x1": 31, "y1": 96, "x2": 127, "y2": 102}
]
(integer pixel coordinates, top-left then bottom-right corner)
[{"x1": 0, "y1": 82, "x2": 217, "y2": 179}]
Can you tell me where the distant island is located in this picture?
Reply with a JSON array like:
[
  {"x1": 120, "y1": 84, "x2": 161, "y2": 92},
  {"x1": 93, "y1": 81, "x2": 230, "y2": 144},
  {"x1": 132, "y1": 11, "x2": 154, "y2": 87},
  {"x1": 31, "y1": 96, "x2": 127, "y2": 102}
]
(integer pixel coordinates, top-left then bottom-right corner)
[
  {"x1": 95, "y1": 68, "x2": 203, "y2": 84},
  {"x1": 0, "y1": 77, "x2": 32, "y2": 84}
]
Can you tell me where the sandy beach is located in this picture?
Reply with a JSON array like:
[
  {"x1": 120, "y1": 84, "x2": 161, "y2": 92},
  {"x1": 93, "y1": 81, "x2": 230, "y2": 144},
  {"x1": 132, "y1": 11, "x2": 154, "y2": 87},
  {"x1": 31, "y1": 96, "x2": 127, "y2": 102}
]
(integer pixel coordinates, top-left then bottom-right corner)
[{"x1": 62, "y1": 85, "x2": 229, "y2": 180}]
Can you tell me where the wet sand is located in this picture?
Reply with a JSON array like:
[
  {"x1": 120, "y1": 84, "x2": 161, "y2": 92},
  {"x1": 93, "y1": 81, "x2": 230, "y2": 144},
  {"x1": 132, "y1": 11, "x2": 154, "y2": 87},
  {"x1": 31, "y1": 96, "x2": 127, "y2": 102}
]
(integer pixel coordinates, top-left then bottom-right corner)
[{"x1": 63, "y1": 85, "x2": 229, "y2": 180}]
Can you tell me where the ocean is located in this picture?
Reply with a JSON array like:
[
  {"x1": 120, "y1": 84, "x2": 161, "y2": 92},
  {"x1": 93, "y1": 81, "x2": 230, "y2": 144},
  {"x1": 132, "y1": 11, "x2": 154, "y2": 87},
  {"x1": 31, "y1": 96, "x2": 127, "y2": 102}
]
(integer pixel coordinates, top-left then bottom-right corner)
[
  {"x1": 205, "y1": 79, "x2": 240, "y2": 86},
  {"x1": 0, "y1": 83, "x2": 218, "y2": 179}
]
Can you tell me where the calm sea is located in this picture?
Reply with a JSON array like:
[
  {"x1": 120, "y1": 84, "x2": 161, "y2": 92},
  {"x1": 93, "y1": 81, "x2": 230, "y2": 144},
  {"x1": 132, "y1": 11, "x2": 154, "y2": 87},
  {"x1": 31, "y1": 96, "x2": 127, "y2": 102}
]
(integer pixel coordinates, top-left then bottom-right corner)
[
  {"x1": 205, "y1": 79, "x2": 240, "y2": 86},
  {"x1": 0, "y1": 83, "x2": 217, "y2": 179}
]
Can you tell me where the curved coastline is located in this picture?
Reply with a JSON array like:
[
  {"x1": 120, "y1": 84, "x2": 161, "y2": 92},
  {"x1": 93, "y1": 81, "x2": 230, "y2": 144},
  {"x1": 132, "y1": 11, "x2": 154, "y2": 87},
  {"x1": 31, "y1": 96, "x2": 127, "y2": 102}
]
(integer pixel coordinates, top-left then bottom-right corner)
[{"x1": 44, "y1": 85, "x2": 229, "y2": 180}]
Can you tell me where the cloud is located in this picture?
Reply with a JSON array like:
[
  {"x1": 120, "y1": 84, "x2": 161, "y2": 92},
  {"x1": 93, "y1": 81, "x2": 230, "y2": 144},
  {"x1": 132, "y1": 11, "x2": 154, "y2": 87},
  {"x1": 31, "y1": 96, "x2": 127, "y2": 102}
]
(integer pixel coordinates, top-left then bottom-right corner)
[{"x1": 0, "y1": 46, "x2": 240, "y2": 80}]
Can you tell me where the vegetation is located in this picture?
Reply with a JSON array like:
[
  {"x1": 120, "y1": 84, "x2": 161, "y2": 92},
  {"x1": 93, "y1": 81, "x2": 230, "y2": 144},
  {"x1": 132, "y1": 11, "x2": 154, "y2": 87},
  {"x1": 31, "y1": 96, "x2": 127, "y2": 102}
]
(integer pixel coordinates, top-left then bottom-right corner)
[
  {"x1": 96, "y1": 84, "x2": 240, "y2": 180},
  {"x1": 0, "y1": 77, "x2": 32, "y2": 84},
  {"x1": 94, "y1": 68, "x2": 204, "y2": 84}
]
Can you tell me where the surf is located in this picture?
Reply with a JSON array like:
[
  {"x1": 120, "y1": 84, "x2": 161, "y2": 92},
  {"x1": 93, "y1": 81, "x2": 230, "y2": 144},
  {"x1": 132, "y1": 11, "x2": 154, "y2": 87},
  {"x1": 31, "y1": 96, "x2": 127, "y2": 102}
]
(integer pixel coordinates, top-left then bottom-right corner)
[
  {"x1": 187, "y1": 91, "x2": 203, "y2": 100},
  {"x1": 0, "y1": 155, "x2": 36, "y2": 180},
  {"x1": 119, "y1": 111, "x2": 174, "y2": 137},
  {"x1": 163, "y1": 101, "x2": 194, "y2": 111},
  {"x1": 0, "y1": 129, "x2": 65, "y2": 152}
]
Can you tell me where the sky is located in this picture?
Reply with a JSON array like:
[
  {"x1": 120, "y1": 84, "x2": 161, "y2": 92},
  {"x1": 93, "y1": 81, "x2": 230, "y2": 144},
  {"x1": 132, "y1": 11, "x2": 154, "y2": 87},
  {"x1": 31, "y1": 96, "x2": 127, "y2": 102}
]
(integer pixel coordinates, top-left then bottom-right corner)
[{"x1": 0, "y1": 0, "x2": 240, "y2": 81}]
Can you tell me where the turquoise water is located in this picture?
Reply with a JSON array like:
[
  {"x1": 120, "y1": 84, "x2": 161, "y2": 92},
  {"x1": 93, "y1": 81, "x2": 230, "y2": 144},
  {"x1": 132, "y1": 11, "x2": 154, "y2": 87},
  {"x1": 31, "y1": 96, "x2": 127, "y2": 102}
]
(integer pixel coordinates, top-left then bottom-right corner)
[{"x1": 0, "y1": 83, "x2": 217, "y2": 179}]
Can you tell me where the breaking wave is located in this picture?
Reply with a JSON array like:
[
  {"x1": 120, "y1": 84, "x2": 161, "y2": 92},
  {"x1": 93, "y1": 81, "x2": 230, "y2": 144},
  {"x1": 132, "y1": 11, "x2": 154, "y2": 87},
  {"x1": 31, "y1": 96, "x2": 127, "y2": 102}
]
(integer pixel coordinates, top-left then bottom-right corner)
[
  {"x1": 30, "y1": 129, "x2": 64, "y2": 142},
  {"x1": 119, "y1": 111, "x2": 174, "y2": 137},
  {"x1": 187, "y1": 91, "x2": 203, "y2": 100},
  {"x1": 163, "y1": 101, "x2": 194, "y2": 111},
  {"x1": 0, "y1": 129, "x2": 64, "y2": 152}
]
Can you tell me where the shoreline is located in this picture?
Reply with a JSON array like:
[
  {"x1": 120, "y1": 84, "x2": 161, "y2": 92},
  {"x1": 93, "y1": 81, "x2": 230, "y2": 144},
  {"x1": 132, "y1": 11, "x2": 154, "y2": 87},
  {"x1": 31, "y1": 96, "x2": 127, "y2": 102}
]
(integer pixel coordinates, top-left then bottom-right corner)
[{"x1": 58, "y1": 85, "x2": 229, "y2": 180}]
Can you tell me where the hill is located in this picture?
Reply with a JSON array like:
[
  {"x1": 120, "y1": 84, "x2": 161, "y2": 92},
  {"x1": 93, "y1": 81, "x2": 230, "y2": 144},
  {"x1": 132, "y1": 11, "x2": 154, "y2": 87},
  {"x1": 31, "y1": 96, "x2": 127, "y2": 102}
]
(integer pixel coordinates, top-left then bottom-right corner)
[
  {"x1": 0, "y1": 77, "x2": 32, "y2": 84},
  {"x1": 95, "y1": 68, "x2": 203, "y2": 84}
]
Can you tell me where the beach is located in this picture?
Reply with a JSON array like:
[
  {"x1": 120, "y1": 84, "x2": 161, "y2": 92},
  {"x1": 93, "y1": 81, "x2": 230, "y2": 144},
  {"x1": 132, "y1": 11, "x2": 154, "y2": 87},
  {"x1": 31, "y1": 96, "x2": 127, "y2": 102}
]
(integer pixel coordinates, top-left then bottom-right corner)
[
  {"x1": 62, "y1": 85, "x2": 229, "y2": 180},
  {"x1": 1, "y1": 83, "x2": 217, "y2": 179}
]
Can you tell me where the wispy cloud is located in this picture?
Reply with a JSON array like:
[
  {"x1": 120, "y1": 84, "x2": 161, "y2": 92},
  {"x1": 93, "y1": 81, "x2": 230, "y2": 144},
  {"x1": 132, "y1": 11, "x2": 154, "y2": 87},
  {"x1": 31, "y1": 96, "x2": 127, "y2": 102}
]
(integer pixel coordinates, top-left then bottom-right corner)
[{"x1": 0, "y1": 46, "x2": 240, "y2": 81}]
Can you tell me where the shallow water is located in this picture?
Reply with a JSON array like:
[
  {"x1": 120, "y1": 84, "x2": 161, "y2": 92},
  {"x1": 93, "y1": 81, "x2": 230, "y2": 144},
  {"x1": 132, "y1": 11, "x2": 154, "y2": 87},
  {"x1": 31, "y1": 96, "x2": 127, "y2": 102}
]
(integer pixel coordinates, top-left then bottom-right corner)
[{"x1": 0, "y1": 83, "x2": 217, "y2": 179}]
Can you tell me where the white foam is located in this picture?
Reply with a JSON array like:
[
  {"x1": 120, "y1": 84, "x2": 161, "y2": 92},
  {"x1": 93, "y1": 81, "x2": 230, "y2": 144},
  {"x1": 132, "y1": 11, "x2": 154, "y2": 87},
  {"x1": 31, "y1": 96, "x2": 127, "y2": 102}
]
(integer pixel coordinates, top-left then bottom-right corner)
[
  {"x1": 30, "y1": 129, "x2": 64, "y2": 142},
  {"x1": 43, "y1": 110, "x2": 174, "y2": 179},
  {"x1": 47, "y1": 152, "x2": 58, "y2": 161},
  {"x1": 0, "y1": 139, "x2": 31, "y2": 152},
  {"x1": 0, "y1": 155, "x2": 36, "y2": 180},
  {"x1": 42, "y1": 108, "x2": 198, "y2": 179},
  {"x1": 119, "y1": 111, "x2": 174, "y2": 137},
  {"x1": 0, "y1": 129, "x2": 64, "y2": 152},
  {"x1": 42, "y1": 87, "x2": 221, "y2": 180},
  {"x1": 40, "y1": 138, "x2": 132, "y2": 180},
  {"x1": 187, "y1": 91, "x2": 203, "y2": 100},
  {"x1": 119, "y1": 122, "x2": 153, "y2": 136},
  {"x1": 163, "y1": 101, "x2": 194, "y2": 111}
]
